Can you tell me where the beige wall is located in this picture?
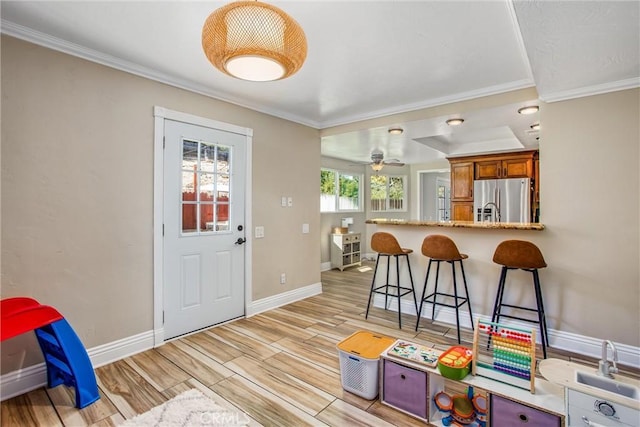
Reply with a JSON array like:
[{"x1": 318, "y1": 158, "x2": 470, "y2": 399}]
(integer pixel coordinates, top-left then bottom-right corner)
[
  {"x1": 1, "y1": 36, "x2": 320, "y2": 373},
  {"x1": 538, "y1": 89, "x2": 639, "y2": 345}
]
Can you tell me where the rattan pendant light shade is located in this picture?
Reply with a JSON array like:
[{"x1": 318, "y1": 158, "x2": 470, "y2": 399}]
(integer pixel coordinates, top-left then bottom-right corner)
[{"x1": 202, "y1": 1, "x2": 307, "y2": 81}]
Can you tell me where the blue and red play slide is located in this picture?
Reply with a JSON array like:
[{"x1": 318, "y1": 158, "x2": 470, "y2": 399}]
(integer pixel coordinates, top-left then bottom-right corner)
[{"x1": 1, "y1": 297, "x2": 99, "y2": 408}]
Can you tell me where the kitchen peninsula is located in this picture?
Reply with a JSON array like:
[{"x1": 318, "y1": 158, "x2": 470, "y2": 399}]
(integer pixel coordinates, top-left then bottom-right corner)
[
  {"x1": 364, "y1": 218, "x2": 548, "y2": 333},
  {"x1": 366, "y1": 218, "x2": 545, "y2": 231}
]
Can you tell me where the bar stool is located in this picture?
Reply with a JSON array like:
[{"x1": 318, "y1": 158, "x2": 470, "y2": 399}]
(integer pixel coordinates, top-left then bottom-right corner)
[
  {"x1": 491, "y1": 240, "x2": 549, "y2": 358},
  {"x1": 415, "y1": 235, "x2": 473, "y2": 344},
  {"x1": 365, "y1": 232, "x2": 418, "y2": 329}
]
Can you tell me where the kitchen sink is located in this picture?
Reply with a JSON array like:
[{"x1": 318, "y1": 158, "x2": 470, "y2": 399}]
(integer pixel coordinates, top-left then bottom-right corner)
[{"x1": 575, "y1": 371, "x2": 640, "y2": 400}]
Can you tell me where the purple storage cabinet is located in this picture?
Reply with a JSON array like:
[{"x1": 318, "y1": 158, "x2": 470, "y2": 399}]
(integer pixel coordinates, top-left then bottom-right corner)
[
  {"x1": 491, "y1": 394, "x2": 561, "y2": 427},
  {"x1": 382, "y1": 359, "x2": 428, "y2": 419}
]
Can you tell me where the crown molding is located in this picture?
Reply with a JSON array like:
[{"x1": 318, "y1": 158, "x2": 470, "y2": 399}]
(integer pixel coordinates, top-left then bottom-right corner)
[
  {"x1": 318, "y1": 79, "x2": 536, "y2": 129},
  {"x1": 0, "y1": 20, "x2": 321, "y2": 129},
  {"x1": 539, "y1": 77, "x2": 640, "y2": 103},
  {"x1": 1, "y1": 19, "x2": 535, "y2": 131}
]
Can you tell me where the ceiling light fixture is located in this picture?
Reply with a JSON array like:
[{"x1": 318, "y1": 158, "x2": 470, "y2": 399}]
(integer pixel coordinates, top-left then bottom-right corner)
[
  {"x1": 446, "y1": 118, "x2": 464, "y2": 126},
  {"x1": 388, "y1": 127, "x2": 404, "y2": 135},
  {"x1": 371, "y1": 163, "x2": 384, "y2": 172},
  {"x1": 518, "y1": 106, "x2": 539, "y2": 115},
  {"x1": 530, "y1": 123, "x2": 540, "y2": 130},
  {"x1": 202, "y1": 1, "x2": 307, "y2": 82}
]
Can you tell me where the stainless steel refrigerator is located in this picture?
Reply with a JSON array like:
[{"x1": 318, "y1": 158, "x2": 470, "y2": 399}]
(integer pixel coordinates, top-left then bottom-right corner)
[{"x1": 473, "y1": 178, "x2": 531, "y2": 223}]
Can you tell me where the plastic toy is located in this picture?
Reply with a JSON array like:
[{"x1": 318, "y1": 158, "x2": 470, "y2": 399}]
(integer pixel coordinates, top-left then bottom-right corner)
[
  {"x1": 1, "y1": 297, "x2": 99, "y2": 408},
  {"x1": 434, "y1": 386, "x2": 485, "y2": 426},
  {"x1": 472, "y1": 319, "x2": 536, "y2": 393}
]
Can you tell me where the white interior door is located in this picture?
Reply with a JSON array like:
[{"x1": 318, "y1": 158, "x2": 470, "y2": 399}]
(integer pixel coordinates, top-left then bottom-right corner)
[{"x1": 163, "y1": 119, "x2": 246, "y2": 339}]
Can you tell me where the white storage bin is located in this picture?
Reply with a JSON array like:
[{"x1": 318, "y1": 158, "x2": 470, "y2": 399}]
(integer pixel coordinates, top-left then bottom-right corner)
[{"x1": 337, "y1": 330, "x2": 395, "y2": 399}]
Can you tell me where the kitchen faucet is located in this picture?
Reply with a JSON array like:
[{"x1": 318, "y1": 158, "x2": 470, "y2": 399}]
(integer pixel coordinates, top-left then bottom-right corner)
[
  {"x1": 482, "y1": 202, "x2": 501, "y2": 222},
  {"x1": 598, "y1": 340, "x2": 619, "y2": 377}
]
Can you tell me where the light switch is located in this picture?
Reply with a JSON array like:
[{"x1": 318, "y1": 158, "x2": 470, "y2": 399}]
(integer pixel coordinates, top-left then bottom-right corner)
[
  {"x1": 302, "y1": 223, "x2": 309, "y2": 234},
  {"x1": 255, "y1": 226, "x2": 264, "y2": 239},
  {"x1": 281, "y1": 196, "x2": 287, "y2": 207}
]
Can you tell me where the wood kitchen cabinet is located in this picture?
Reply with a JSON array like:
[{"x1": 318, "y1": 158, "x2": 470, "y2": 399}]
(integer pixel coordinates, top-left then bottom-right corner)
[
  {"x1": 450, "y1": 161, "x2": 474, "y2": 200},
  {"x1": 474, "y1": 152, "x2": 535, "y2": 180},
  {"x1": 448, "y1": 150, "x2": 539, "y2": 222},
  {"x1": 451, "y1": 202, "x2": 474, "y2": 221},
  {"x1": 450, "y1": 160, "x2": 475, "y2": 221},
  {"x1": 533, "y1": 156, "x2": 540, "y2": 222}
]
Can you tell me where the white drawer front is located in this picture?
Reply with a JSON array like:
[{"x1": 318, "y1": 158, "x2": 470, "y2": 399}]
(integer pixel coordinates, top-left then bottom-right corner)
[{"x1": 567, "y1": 389, "x2": 639, "y2": 426}]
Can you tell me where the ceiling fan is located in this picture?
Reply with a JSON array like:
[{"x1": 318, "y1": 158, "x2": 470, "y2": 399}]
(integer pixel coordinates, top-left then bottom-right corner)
[{"x1": 365, "y1": 150, "x2": 405, "y2": 172}]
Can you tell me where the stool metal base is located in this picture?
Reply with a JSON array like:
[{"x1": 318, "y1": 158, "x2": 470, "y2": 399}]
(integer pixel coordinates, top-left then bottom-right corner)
[
  {"x1": 415, "y1": 258, "x2": 474, "y2": 344},
  {"x1": 365, "y1": 253, "x2": 418, "y2": 329},
  {"x1": 491, "y1": 266, "x2": 549, "y2": 359}
]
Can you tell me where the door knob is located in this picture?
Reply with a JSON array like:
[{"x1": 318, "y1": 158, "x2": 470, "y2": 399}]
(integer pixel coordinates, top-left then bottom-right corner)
[{"x1": 235, "y1": 237, "x2": 246, "y2": 245}]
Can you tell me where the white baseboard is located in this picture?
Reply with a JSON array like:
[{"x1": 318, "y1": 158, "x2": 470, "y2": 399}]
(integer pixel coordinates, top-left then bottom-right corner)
[
  {"x1": 245, "y1": 282, "x2": 323, "y2": 317},
  {"x1": 373, "y1": 295, "x2": 640, "y2": 368},
  {"x1": 4, "y1": 290, "x2": 637, "y2": 402},
  {"x1": 320, "y1": 262, "x2": 332, "y2": 272},
  {"x1": 0, "y1": 284, "x2": 322, "y2": 401},
  {"x1": 0, "y1": 330, "x2": 154, "y2": 402}
]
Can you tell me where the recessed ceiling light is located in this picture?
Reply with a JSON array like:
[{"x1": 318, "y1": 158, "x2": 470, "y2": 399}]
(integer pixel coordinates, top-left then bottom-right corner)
[
  {"x1": 530, "y1": 123, "x2": 540, "y2": 130},
  {"x1": 446, "y1": 118, "x2": 464, "y2": 126},
  {"x1": 388, "y1": 127, "x2": 403, "y2": 135},
  {"x1": 518, "y1": 106, "x2": 539, "y2": 115}
]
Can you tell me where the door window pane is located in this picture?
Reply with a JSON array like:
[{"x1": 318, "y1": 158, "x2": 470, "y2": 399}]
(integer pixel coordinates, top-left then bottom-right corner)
[
  {"x1": 182, "y1": 203, "x2": 197, "y2": 233},
  {"x1": 181, "y1": 139, "x2": 232, "y2": 235},
  {"x1": 200, "y1": 144, "x2": 216, "y2": 173},
  {"x1": 200, "y1": 172, "x2": 215, "y2": 199}
]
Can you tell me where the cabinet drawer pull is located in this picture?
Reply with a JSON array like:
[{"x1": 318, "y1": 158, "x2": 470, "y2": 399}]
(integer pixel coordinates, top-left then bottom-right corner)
[
  {"x1": 518, "y1": 413, "x2": 528, "y2": 422},
  {"x1": 400, "y1": 374, "x2": 406, "y2": 380},
  {"x1": 581, "y1": 415, "x2": 606, "y2": 426}
]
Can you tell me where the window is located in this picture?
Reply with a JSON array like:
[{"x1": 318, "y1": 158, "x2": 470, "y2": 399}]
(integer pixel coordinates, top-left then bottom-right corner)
[
  {"x1": 321, "y1": 168, "x2": 362, "y2": 212},
  {"x1": 371, "y1": 174, "x2": 407, "y2": 211},
  {"x1": 181, "y1": 139, "x2": 230, "y2": 234}
]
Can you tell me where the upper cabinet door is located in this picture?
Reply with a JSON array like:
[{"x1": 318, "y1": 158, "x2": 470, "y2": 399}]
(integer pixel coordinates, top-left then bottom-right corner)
[
  {"x1": 502, "y1": 157, "x2": 533, "y2": 178},
  {"x1": 474, "y1": 153, "x2": 535, "y2": 180},
  {"x1": 451, "y1": 161, "x2": 474, "y2": 201},
  {"x1": 475, "y1": 159, "x2": 503, "y2": 179}
]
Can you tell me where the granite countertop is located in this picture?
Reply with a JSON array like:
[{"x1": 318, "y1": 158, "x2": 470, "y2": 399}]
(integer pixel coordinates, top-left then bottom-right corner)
[
  {"x1": 366, "y1": 218, "x2": 545, "y2": 231},
  {"x1": 539, "y1": 358, "x2": 640, "y2": 411}
]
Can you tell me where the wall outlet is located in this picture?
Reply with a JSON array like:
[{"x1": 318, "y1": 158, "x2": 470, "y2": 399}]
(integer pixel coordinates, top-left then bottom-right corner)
[
  {"x1": 255, "y1": 226, "x2": 264, "y2": 238},
  {"x1": 287, "y1": 196, "x2": 293, "y2": 207},
  {"x1": 280, "y1": 273, "x2": 286, "y2": 284}
]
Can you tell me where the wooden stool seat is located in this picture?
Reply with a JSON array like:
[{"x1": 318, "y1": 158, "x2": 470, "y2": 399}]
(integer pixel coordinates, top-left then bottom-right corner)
[
  {"x1": 491, "y1": 240, "x2": 549, "y2": 358},
  {"x1": 365, "y1": 232, "x2": 418, "y2": 329},
  {"x1": 415, "y1": 235, "x2": 474, "y2": 343}
]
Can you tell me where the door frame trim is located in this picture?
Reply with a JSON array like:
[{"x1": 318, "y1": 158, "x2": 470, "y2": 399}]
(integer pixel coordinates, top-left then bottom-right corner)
[{"x1": 152, "y1": 106, "x2": 253, "y2": 346}]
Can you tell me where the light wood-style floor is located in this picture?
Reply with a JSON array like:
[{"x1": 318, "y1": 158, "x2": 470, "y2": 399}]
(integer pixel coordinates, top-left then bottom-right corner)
[{"x1": 2, "y1": 262, "x2": 638, "y2": 426}]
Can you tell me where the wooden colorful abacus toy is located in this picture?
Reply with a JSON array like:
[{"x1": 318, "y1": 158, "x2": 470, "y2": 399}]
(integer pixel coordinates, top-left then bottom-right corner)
[{"x1": 471, "y1": 319, "x2": 536, "y2": 393}]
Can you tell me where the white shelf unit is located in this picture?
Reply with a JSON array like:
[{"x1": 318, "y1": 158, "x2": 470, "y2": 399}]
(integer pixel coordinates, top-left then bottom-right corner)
[
  {"x1": 379, "y1": 350, "x2": 566, "y2": 426},
  {"x1": 330, "y1": 233, "x2": 362, "y2": 271}
]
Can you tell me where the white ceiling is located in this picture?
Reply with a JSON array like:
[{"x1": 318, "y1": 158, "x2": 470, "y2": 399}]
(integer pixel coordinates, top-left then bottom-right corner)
[{"x1": 2, "y1": 1, "x2": 638, "y2": 165}]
